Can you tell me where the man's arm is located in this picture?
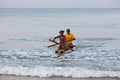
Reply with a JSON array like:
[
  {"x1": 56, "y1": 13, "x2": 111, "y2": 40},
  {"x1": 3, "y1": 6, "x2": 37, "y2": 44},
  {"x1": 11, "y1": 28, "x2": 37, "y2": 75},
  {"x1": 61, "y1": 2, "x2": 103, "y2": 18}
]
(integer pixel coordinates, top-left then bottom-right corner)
[
  {"x1": 73, "y1": 38, "x2": 75, "y2": 40},
  {"x1": 72, "y1": 34, "x2": 75, "y2": 40},
  {"x1": 53, "y1": 35, "x2": 59, "y2": 41},
  {"x1": 66, "y1": 38, "x2": 75, "y2": 42}
]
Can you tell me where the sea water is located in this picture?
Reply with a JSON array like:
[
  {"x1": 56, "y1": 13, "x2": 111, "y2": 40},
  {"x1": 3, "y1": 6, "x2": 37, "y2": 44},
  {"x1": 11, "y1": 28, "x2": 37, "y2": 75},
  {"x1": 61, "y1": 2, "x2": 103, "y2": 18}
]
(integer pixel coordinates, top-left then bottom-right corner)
[{"x1": 0, "y1": 8, "x2": 120, "y2": 78}]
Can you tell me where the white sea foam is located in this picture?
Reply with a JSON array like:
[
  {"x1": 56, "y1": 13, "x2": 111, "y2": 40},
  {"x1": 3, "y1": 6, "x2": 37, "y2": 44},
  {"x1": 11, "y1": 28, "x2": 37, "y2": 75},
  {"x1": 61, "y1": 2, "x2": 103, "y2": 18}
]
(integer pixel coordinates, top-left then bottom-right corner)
[{"x1": 0, "y1": 65, "x2": 120, "y2": 78}]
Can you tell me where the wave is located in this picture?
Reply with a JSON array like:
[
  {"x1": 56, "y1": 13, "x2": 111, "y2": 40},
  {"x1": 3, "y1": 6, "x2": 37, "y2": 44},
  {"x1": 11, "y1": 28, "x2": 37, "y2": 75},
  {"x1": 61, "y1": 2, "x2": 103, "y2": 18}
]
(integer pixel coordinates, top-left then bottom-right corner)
[
  {"x1": 0, "y1": 65, "x2": 120, "y2": 78},
  {"x1": 0, "y1": 48, "x2": 120, "y2": 78}
]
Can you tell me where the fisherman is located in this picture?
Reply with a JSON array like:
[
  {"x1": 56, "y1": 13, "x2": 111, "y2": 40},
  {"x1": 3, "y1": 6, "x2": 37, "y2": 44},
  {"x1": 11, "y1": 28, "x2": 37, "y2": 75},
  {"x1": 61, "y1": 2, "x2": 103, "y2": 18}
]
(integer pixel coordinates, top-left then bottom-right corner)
[
  {"x1": 65, "y1": 29, "x2": 75, "y2": 51},
  {"x1": 53, "y1": 30, "x2": 66, "y2": 50}
]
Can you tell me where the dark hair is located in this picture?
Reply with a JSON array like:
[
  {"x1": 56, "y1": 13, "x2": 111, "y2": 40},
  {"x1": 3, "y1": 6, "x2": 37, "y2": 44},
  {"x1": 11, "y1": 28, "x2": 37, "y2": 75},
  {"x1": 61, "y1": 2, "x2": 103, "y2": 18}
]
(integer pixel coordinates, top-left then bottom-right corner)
[
  {"x1": 66, "y1": 29, "x2": 70, "y2": 31},
  {"x1": 59, "y1": 30, "x2": 64, "y2": 33}
]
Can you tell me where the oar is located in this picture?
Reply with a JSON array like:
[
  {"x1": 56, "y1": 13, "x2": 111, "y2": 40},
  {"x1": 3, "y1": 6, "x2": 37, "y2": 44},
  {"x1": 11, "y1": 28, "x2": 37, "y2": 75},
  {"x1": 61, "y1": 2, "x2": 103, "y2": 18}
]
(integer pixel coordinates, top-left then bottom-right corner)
[
  {"x1": 48, "y1": 43, "x2": 58, "y2": 48},
  {"x1": 48, "y1": 39, "x2": 59, "y2": 48},
  {"x1": 49, "y1": 39, "x2": 59, "y2": 44},
  {"x1": 48, "y1": 39, "x2": 72, "y2": 51}
]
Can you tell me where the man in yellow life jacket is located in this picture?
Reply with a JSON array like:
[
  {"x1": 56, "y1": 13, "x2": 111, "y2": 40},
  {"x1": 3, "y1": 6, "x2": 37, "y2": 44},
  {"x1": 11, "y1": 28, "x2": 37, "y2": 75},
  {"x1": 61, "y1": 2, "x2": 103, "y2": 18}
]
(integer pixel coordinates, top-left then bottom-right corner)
[{"x1": 65, "y1": 29, "x2": 75, "y2": 51}]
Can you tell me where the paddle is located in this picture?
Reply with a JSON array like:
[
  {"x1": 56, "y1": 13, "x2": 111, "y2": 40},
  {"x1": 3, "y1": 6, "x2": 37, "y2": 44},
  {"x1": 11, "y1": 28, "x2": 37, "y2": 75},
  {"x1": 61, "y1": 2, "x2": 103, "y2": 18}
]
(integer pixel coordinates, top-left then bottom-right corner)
[
  {"x1": 48, "y1": 39, "x2": 74, "y2": 51},
  {"x1": 47, "y1": 39, "x2": 59, "y2": 48},
  {"x1": 48, "y1": 43, "x2": 58, "y2": 48}
]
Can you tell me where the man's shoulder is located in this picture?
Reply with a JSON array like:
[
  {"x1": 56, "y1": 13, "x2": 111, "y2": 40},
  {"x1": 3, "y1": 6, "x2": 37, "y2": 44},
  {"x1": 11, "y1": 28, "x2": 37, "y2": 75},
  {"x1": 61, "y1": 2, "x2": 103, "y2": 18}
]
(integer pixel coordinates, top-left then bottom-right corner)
[
  {"x1": 64, "y1": 33, "x2": 67, "y2": 35},
  {"x1": 65, "y1": 33, "x2": 74, "y2": 36},
  {"x1": 70, "y1": 33, "x2": 74, "y2": 36}
]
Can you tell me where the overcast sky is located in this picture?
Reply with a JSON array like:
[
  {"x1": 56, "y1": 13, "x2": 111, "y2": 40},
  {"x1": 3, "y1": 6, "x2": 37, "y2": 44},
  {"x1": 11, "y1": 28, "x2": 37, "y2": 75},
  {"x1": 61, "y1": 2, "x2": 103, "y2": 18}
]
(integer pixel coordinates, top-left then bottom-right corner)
[{"x1": 0, "y1": 0, "x2": 120, "y2": 8}]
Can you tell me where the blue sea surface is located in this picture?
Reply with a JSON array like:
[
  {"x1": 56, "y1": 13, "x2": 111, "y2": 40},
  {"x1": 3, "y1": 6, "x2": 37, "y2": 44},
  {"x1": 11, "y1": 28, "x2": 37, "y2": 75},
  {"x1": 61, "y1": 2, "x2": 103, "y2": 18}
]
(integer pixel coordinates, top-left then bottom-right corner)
[{"x1": 0, "y1": 8, "x2": 120, "y2": 78}]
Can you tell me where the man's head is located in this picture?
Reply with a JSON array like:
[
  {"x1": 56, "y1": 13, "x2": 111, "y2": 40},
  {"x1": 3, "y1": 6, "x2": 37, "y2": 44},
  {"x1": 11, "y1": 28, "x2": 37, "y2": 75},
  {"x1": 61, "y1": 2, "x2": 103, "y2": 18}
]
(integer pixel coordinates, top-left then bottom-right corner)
[
  {"x1": 66, "y1": 29, "x2": 70, "y2": 34},
  {"x1": 59, "y1": 30, "x2": 64, "y2": 35}
]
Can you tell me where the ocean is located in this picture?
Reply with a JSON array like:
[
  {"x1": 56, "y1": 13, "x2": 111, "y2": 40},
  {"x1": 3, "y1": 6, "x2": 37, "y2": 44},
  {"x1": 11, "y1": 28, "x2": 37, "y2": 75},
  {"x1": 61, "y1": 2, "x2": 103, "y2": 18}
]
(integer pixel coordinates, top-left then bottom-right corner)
[{"x1": 0, "y1": 8, "x2": 120, "y2": 79}]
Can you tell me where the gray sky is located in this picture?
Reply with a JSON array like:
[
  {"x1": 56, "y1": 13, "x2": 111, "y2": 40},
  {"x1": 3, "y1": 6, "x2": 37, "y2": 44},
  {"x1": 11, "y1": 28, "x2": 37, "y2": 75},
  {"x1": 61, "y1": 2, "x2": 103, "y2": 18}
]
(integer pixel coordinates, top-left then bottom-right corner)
[{"x1": 0, "y1": 0, "x2": 120, "y2": 8}]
